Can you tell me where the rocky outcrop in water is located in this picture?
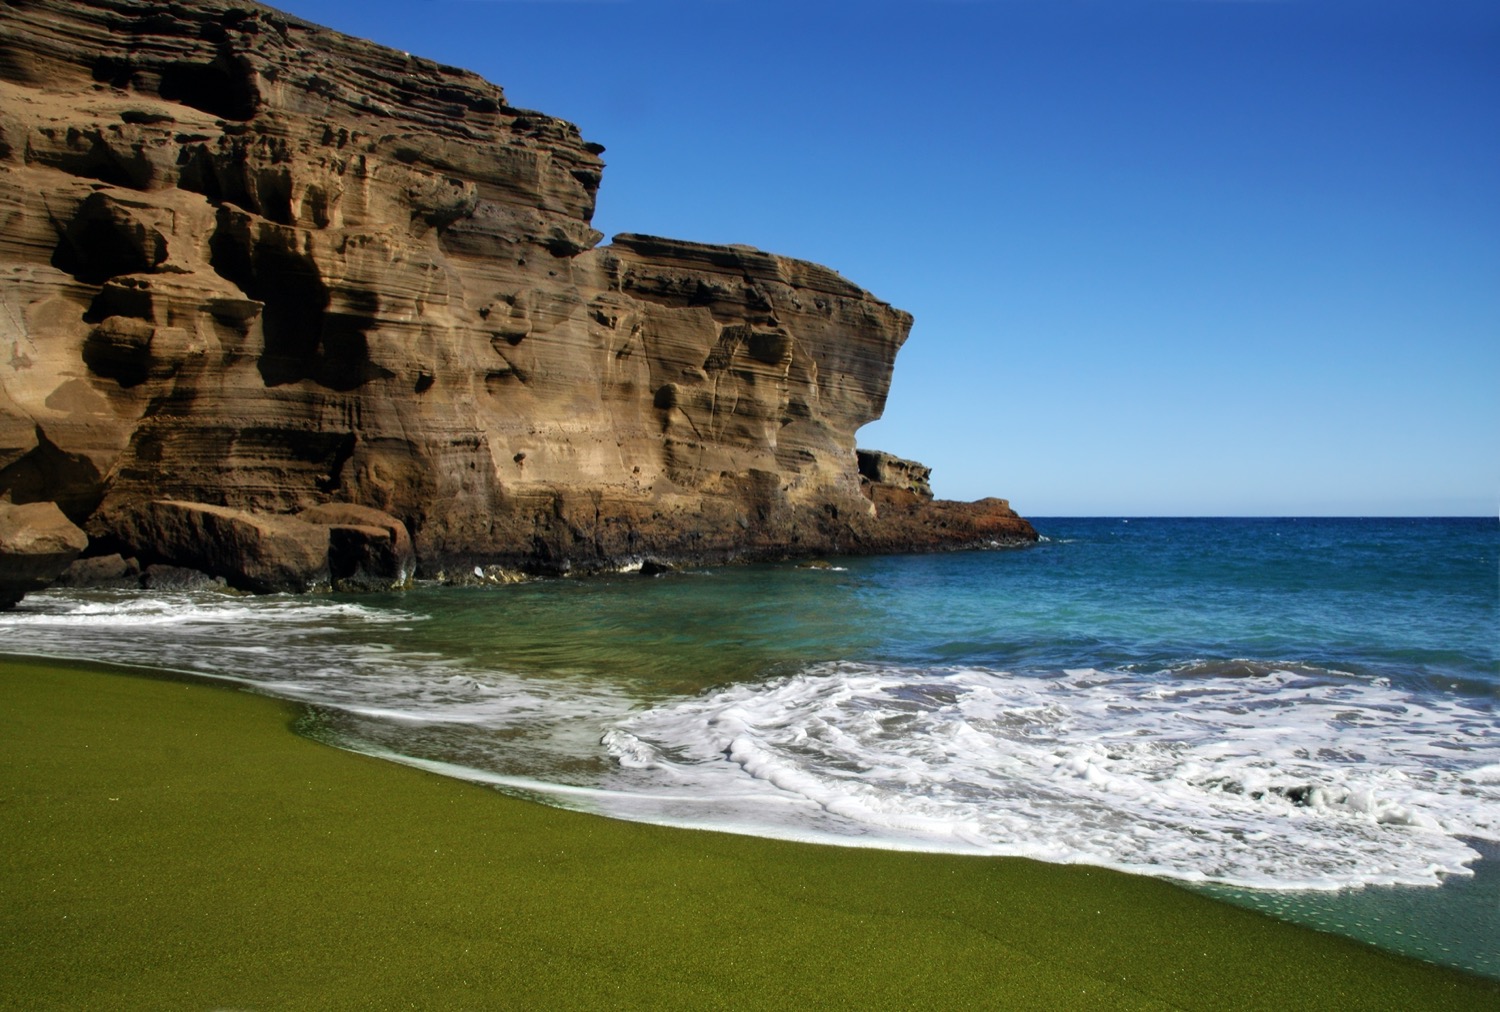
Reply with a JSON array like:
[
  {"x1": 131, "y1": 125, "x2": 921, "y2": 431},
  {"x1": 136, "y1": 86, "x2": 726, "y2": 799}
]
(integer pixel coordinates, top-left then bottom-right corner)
[{"x1": 0, "y1": 0, "x2": 1034, "y2": 592}]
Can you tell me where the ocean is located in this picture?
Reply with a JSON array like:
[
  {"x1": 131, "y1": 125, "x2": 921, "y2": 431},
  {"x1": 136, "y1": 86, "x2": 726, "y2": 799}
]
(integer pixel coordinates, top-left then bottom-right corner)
[{"x1": 3, "y1": 516, "x2": 1496, "y2": 977}]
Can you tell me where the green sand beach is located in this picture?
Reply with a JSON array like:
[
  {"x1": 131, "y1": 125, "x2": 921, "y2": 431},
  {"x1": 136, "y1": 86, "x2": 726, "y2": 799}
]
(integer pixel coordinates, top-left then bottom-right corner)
[{"x1": 3, "y1": 658, "x2": 1494, "y2": 1010}]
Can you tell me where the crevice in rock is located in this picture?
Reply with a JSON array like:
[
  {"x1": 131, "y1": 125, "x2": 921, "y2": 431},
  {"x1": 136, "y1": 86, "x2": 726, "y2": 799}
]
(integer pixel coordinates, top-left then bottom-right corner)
[
  {"x1": 704, "y1": 325, "x2": 747, "y2": 373},
  {"x1": 176, "y1": 146, "x2": 223, "y2": 201},
  {"x1": 244, "y1": 245, "x2": 326, "y2": 386},
  {"x1": 484, "y1": 362, "x2": 526, "y2": 392},
  {"x1": 179, "y1": 146, "x2": 295, "y2": 225},
  {"x1": 91, "y1": 55, "x2": 136, "y2": 89},
  {"x1": 318, "y1": 318, "x2": 390, "y2": 391},
  {"x1": 120, "y1": 109, "x2": 175, "y2": 126},
  {"x1": 747, "y1": 329, "x2": 792, "y2": 366},
  {"x1": 84, "y1": 279, "x2": 154, "y2": 324},
  {"x1": 209, "y1": 209, "x2": 383, "y2": 390},
  {"x1": 0, "y1": 425, "x2": 104, "y2": 524},
  {"x1": 316, "y1": 432, "x2": 356, "y2": 493}
]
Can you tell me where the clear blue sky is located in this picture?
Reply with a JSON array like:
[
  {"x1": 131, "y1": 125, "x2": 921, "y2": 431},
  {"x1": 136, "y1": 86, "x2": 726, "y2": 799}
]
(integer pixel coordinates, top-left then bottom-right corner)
[{"x1": 276, "y1": 0, "x2": 1497, "y2": 516}]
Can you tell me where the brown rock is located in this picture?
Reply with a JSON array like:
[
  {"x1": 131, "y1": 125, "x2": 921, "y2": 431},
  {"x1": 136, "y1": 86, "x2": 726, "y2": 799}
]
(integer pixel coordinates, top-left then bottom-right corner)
[
  {"x1": 0, "y1": 0, "x2": 1034, "y2": 576},
  {"x1": 857, "y1": 449, "x2": 933, "y2": 500},
  {"x1": 859, "y1": 488, "x2": 1035, "y2": 554},
  {"x1": 0, "y1": 500, "x2": 90, "y2": 607},
  {"x1": 123, "y1": 500, "x2": 330, "y2": 593},
  {"x1": 300, "y1": 503, "x2": 415, "y2": 590}
]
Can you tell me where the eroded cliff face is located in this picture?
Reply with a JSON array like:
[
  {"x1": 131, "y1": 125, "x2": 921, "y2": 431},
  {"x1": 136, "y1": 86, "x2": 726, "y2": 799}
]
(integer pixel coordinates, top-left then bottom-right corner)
[{"x1": 0, "y1": 0, "x2": 1032, "y2": 575}]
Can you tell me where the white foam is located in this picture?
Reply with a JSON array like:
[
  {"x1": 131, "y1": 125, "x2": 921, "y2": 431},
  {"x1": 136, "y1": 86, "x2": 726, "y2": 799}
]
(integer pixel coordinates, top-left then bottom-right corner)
[
  {"x1": 601, "y1": 662, "x2": 1500, "y2": 889},
  {"x1": 1, "y1": 589, "x2": 407, "y2": 628}
]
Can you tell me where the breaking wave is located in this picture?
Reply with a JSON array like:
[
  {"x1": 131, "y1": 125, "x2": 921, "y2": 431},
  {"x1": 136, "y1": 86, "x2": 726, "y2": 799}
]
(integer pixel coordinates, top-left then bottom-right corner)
[{"x1": 601, "y1": 661, "x2": 1499, "y2": 890}]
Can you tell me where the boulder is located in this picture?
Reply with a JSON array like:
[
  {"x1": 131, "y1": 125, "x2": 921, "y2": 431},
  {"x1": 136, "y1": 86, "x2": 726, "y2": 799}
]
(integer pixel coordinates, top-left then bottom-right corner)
[
  {"x1": 0, "y1": 501, "x2": 90, "y2": 607},
  {"x1": 300, "y1": 504, "x2": 415, "y2": 591},
  {"x1": 55, "y1": 552, "x2": 142, "y2": 588},
  {"x1": 123, "y1": 500, "x2": 330, "y2": 594},
  {"x1": 139, "y1": 564, "x2": 229, "y2": 592}
]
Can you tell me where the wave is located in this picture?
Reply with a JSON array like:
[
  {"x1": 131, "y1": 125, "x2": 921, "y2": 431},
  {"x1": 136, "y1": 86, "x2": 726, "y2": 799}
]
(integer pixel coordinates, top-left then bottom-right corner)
[
  {"x1": 4, "y1": 588, "x2": 1495, "y2": 892},
  {"x1": 0, "y1": 590, "x2": 410, "y2": 629},
  {"x1": 600, "y1": 662, "x2": 1499, "y2": 890}
]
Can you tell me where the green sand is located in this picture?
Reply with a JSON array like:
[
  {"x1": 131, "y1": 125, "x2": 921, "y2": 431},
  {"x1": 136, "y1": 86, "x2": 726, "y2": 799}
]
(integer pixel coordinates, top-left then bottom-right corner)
[{"x1": 3, "y1": 659, "x2": 1494, "y2": 1010}]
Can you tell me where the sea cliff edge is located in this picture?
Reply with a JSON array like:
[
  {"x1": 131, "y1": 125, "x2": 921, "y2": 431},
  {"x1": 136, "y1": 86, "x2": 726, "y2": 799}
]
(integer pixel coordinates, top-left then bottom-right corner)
[{"x1": 0, "y1": 0, "x2": 1034, "y2": 597}]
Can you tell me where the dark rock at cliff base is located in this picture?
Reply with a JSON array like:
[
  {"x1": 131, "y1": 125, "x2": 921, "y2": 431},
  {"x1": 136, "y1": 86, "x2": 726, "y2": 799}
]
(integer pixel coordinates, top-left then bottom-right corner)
[
  {"x1": 56, "y1": 552, "x2": 234, "y2": 592},
  {"x1": 55, "y1": 552, "x2": 141, "y2": 588},
  {"x1": 139, "y1": 563, "x2": 229, "y2": 592},
  {"x1": 0, "y1": 0, "x2": 1035, "y2": 577},
  {"x1": 122, "y1": 501, "x2": 330, "y2": 594},
  {"x1": 323, "y1": 524, "x2": 404, "y2": 591},
  {"x1": 299, "y1": 503, "x2": 415, "y2": 591},
  {"x1": 0, "y1": 501, "x2": 89, "y2": 607}
]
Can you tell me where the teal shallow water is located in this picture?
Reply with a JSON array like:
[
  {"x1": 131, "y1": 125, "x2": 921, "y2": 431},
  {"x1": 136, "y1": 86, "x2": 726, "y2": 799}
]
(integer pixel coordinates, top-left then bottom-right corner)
[{"x1": 3, "y1": 517, "x2": 1495, "y2": 976}]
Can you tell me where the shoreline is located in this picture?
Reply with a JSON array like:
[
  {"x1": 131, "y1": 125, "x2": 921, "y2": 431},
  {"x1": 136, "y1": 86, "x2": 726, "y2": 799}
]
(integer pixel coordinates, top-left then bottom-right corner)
[{"x1": 3, "y1": 656, "x2": 1495, "y2": 1008}]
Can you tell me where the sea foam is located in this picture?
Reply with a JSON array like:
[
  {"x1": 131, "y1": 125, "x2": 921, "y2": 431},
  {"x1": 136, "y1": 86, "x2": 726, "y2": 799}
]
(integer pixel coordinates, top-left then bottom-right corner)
[{"x1": 601, "y1": 662, "x2": 1499, "y2": 889}]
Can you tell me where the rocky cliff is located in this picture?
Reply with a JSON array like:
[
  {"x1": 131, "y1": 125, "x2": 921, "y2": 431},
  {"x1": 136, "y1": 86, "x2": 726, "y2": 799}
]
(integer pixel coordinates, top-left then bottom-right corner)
[{"x1": 0, "y1": 0, "x2": 1033, "y2": 584}]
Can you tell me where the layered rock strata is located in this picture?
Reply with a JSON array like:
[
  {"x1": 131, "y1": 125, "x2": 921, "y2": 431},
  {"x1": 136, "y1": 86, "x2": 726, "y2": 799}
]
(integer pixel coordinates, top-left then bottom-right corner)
[
  {"x1": 0, "y1": 0, "x2": 1034, "y2": 589},
  {"x1": 857, "y1": 449, "x2": 934, "y2": 500}
]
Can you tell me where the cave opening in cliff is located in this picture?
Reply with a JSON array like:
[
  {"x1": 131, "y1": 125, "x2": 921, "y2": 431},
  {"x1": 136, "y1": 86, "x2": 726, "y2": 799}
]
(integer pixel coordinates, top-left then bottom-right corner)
[
  {"x1": 319, "y1": 311, "x2": 391, "y2": 392},
  {"x1": 253, "y1": 249, "x2": 328, "y2": 387},
  {"x1": 209, "y1": 215, "x2": 330, "y2": 386},
  {"x1": 51, "y1": 194, "x2": 167, "y2": 286},
  {"x1": 0, "y1": 425, "x2": 104, "y2": 525},
  {"x1": 157, "y1": 56, "x2": 260, "y2": 122},
  {"x1": 208, "y1": 211, "x2": 385, "y2": 390}
]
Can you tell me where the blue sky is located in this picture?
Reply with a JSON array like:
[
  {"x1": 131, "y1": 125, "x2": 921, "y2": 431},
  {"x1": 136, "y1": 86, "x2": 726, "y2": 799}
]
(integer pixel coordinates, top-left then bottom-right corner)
[{"x1": 276, "y1": 0, "x2": 1497, "y2": 516}]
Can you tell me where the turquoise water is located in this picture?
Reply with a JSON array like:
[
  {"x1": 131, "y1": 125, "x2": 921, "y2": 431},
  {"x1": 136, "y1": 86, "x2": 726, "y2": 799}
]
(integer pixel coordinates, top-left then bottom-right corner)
[{"x1": 4, "y1": 517, "x2": 1496, "y2": 976}]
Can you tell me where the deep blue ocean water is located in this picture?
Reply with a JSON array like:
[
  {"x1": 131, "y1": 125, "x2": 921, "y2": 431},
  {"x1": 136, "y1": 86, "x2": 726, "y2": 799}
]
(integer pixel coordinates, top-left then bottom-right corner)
[{"x1": 4, "y1": 516, "x2": 1496, "y2": 976}]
